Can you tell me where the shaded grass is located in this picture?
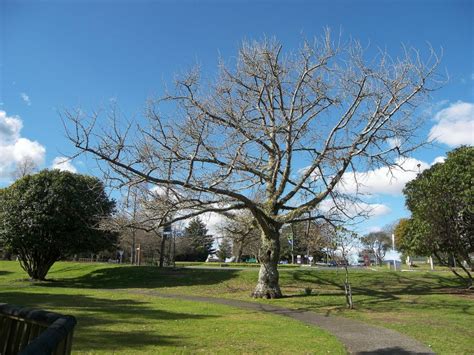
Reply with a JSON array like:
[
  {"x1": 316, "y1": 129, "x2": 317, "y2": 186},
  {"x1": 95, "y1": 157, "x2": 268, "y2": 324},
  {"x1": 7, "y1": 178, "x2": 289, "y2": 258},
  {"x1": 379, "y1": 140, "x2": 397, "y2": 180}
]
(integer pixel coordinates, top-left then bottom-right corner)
[{"x1": 175, "y1": 261, "x2": 301, "y2": 268}]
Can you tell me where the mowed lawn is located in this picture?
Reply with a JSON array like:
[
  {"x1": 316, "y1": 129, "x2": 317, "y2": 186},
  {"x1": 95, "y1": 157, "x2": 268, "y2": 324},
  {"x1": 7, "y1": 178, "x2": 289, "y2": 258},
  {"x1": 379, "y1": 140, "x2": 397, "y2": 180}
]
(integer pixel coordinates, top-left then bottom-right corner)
[
  {"x1": 1, "y1": 261, "x2": 473, "y2": 354},
  {"x1": 0, "y1": 261, "x2": 344, "y2": 354}
]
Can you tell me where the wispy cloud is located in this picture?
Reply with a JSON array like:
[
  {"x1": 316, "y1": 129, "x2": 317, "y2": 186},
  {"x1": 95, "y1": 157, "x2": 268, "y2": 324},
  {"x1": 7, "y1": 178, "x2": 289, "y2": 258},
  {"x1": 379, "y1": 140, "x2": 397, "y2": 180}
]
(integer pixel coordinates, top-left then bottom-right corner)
[
  {"x1": 20, "y1": 93, "x2": 31, "y2": 106},
  {"x1": 319, "y1": 198, "x2": 392, "y2": 219}
]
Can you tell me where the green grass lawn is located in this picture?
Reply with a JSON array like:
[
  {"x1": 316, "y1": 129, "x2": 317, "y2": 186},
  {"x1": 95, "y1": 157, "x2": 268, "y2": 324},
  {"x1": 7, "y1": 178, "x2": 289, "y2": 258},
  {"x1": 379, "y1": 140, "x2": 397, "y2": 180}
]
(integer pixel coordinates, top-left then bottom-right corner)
[
  {"x1": 1, "y1": 261, "x2": 473, "y2": 354},
  {"x1": 0, "y1": 261, "x2": 343, "y2": 354}
]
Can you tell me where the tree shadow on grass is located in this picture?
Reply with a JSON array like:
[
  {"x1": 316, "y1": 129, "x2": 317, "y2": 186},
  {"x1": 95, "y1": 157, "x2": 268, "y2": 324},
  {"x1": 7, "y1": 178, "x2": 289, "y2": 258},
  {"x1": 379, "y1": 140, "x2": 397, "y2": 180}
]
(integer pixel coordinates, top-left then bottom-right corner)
[
  {"x1": 277, "y1": 269, "x2": 473, "y2": 315},
  {"x1": 287, "y1": 269, "x2": 465, "y2": 296},
  {"x1": 357, "y1": 347, "x2": 429, "y2": 354},
  {"x1": 0, "y1": 291, "x2": 217, "y2": 352},
  {"x1": 0, "y1": 271, "x2": 13, "y2": 276},
  {"x1": 41, "y1": 265, "x2": 239, "y2": 290}
]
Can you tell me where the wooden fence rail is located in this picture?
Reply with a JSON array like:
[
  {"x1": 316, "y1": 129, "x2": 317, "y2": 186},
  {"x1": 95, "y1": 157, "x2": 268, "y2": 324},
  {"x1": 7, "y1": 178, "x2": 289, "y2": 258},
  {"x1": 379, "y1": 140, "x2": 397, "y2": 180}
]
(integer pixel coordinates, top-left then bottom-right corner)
[{"x1": 0, "y1": 303, "x2": 76, "y2": 355}]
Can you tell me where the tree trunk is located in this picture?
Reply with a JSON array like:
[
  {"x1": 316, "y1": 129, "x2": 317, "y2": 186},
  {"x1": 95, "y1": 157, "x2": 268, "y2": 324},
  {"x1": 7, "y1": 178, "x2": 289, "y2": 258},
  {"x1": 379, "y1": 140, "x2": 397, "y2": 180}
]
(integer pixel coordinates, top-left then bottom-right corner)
[
  {"x1": 20, "y1": 257, "x2": 56, "y2": 281},
  {"x1": 234, "y1": 241, "x2": 243, "y2": 263},
  {"x1": 252, "y1": 227, "x2": 282, "y2": 299},
  {"x1": 344, "y1": 266, "x2": 353, "y2": 309},
  {"x1": 159, "y1": 232, "x2": 167, "y2": 268}
]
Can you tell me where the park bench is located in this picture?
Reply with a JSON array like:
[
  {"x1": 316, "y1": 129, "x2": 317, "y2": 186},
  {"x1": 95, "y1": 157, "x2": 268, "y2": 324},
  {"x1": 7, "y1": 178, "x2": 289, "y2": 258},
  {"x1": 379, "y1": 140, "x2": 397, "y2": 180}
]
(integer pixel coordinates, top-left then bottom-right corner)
[{"x1": 0, "y1": 303, "x2": 76, "y2": 355}]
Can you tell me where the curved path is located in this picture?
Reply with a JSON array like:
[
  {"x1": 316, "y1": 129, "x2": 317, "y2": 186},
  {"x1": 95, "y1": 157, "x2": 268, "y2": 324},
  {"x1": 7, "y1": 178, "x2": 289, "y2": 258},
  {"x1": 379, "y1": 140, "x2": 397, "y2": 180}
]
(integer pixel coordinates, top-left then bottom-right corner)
[{"x1": 126, "y1": 289, "x2": 434, "y2": 355}]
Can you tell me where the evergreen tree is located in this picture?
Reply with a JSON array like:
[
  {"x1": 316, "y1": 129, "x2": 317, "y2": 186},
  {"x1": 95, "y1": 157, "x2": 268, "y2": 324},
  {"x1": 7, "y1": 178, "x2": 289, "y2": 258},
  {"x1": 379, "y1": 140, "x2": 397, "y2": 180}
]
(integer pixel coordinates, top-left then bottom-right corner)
[
  {"x1": 176, "y1": 217, "x2": 215, "y2": 261},
  {"x1": 217, "y1": 238, "x2": 232, "y2": 261},
  {"x1": 0, "y1": 170, "x2": 116, "y2": 280}
]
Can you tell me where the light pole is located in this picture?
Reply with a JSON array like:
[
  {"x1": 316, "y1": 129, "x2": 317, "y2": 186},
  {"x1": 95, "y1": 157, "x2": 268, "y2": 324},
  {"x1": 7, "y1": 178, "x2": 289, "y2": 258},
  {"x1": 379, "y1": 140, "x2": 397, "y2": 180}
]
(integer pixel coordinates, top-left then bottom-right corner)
[
  {"x1": 391, "y1": 233, "x2": 397, "y2": 271},
  {"x1": 136, "y1": 244, "x2": 141, "y2": 266}
]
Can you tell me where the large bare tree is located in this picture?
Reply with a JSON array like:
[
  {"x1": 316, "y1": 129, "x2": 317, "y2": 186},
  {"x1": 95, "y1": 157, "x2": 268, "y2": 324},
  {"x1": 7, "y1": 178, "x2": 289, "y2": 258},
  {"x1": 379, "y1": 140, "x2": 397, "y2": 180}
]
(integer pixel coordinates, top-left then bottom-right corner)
[{"x1": 65, "y1": 33, "x2": 441, "y2": 298}]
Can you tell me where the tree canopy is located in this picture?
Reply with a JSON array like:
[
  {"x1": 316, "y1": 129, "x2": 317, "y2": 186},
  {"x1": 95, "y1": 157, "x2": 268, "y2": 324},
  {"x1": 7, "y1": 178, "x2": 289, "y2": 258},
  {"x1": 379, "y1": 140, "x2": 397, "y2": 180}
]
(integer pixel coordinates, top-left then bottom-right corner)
[
  {"x1": 402, "y1": 146, "x2": 473, "y2": 287},
  {"x1": 65, "y1": 33, "x2": 441, "y2": 297},
  {"x1": 361, "y1": 231, "x2": 391, "y2": 266},
  {"x1": 0, "y1": 169, "x2": 116, "y2": 280},
  {"x1": 217, "y1": 237, "x2": 232, "y2": 261}
]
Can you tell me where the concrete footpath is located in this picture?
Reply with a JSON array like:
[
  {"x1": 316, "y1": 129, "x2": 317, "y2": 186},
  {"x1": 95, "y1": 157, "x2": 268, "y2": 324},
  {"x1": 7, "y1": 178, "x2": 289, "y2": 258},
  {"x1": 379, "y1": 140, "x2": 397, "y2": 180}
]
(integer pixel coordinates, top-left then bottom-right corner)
[{"x1": 127, "y1": 290, "x2": 434, "y2": 355}]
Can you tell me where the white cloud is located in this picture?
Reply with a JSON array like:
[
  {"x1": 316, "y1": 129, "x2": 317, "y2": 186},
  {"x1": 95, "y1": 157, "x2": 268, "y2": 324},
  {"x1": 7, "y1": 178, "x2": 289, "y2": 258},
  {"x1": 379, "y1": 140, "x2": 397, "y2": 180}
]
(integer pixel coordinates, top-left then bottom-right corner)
[
  {"x1": 51, "y1": 156, "x2": 77, "y2": 173},
  {"x1": 365, "y1": 203, "x2": 392, "y2": 217},
  {"x1": 319, "y1": 198, "x2": 391, "y2": 219},
  {"x1": 297, "y1": 165, "x2": 311, "y2": 176},
  {"x1": 198, "y1": 211, "x2": 226, "y2": 238},
  {"x1": 20, "y1": 93, "x2": 31, "y2": 106},
  {"x1": 431, "y1": 156, "x2": 446, "y2": 165},
  {"x1": 337, "y1": 157, "x2": 429, "y2": 196},
  {"x1": 0, "y1": 111, "x2": 22, "y2": 144},
  {"x1": 150, "y1": 185, "x2": 169, "y2": 197},
  {"x1": 13, "y1": 138, "x2": 46, "y2": 164},
  {"x1": 428, "y1": 101, "x2": 474, "y2": 147},
  {"x1": 0, "y1": 110, "x2": 45, "y2": 179},
  {"x1": 367, "y1": 226, "x2": 383, "y2": 233}
]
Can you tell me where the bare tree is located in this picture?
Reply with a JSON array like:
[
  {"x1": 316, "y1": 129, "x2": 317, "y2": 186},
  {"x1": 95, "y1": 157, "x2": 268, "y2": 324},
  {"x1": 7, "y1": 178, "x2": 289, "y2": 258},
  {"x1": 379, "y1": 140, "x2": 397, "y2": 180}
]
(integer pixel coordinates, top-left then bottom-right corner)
[
  {"x1": 106, "y1": 184, "x2": 176, "y2": 267},
  {"x1": 283, "y1": 215, "x2": 333, "y2": 264},
  {"x1": 11, "y1": 158, "x2": 38, "y2": 180},
  {"x1": 219, "y1": 211, "x2": 261, "y2": 262},
  {"x1": 328, "y1": 227, "x2": 359, "y2": 309},
  {"x1": 64, "y1": 32, "x2": 441, "y2": 298}
]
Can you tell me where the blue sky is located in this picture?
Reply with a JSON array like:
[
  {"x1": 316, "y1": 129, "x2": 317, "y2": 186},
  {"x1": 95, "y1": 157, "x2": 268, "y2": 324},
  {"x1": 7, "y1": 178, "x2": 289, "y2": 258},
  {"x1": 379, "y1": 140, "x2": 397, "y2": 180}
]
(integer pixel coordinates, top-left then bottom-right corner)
[{"x1": 1, "y1": 0, "x2": 473, "y2": 235}]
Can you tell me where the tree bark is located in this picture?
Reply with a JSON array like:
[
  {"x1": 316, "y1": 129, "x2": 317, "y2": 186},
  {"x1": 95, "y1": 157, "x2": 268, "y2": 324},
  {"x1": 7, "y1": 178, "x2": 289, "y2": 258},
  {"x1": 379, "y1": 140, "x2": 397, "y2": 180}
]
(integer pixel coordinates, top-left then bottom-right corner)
[
  {"x1": 252, "y1": 226, "x2": 282, "y2": 299},
  {"x1": 235, "y1": 242, "x2": 243, "y2": 263},
  {"x1": 21, "y1": 257, "x2": 56, "y2": 281},
  {"x1": 344, "y1": 265, "x2": 353, "y2": 309}
]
